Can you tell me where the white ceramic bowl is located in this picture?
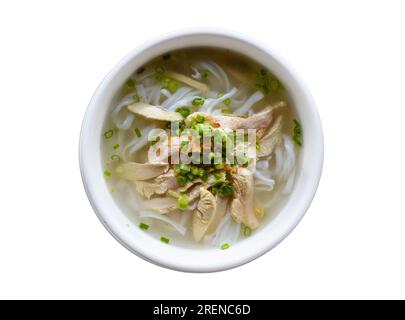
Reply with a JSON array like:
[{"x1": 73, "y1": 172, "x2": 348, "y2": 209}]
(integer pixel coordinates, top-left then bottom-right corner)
[{"x1": 79, "y1": 28, "x2": 323, "y2": 272}]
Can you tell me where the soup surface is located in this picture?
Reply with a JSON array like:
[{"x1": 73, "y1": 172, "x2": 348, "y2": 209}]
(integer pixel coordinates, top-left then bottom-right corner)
[{"x1": 102, "y1": 47, "x2": 302, "y2": 249}]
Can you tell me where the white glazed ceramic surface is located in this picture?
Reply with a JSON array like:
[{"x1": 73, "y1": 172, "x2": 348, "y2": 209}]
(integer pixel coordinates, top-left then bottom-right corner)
[{"x1": 79, "y1": 29, "x2": 324, "y2": 272}]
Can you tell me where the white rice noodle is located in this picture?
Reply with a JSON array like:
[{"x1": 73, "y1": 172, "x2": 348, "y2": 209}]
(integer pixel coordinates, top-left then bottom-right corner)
[
  {"x1": 256, "y1": 158, "x2": 270, "y2": 171},
  {"x1": 160, "y1": 88, "x2": 171, "y2": 99},
  {"x1": 203, "y1": 88, "x2": 238, "y2": 114},
  {"x1": 254, "y1": 169, "x2": 275, "y2": 191},
  {"x1": 211, "y1": 212, "x2": 240, "y2": 247},
  {"x1": 115, "y1": 180, "x2": 141, "y2": 210},
  {"x1": 197, "y1": 61, "x2": 230, "y2": 92},
  {"x1": 111, "y1": 93, "x2": 135, "y2": 130},
  {"x1": 233, "y1": 91, "x2": 264, "y2": 115},
  {"x1": 139, "y1": 210, "x2": 187, "y2": 236},
  {"x1": 273, "y1": 135, "x2": 297, "y2": 195},
  {"x1": 147, "y1": 85, "x2": 162, "y2": 105},
  {"x1": 134, "y1": 71, "x2": 155, "y2": 82},
  {"x1": 161, "y1": 87, "x2": 194, "y2": 110},
  {"x1": 167, "y1": 94, "x2": 202, "y2": 111},
  {"x1": 122, "y1": 125, "x2": 152, "y2": 162},
  {"x1": 135, "y1": 84, "x2": 147, "y2": 103}
]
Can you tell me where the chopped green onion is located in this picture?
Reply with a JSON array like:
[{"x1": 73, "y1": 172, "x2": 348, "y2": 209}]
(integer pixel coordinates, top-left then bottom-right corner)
[
  {"x1": 221, "y1": 108, "x2": 231, "y2": 114},
  {"x1": 176, "y1": 176, "x2": 187, "y2": 187},
  {"x1": 139, "y1": 223, "x2": 149, "y2": 230},
  {"x1": 214, "y1": 163, "x2": 224, "y2": 170},
  {"x1": 167, "y1": 80, "x2": 179, "y2": 93},
  {"x1": 214, "y1": 172, "x2": 223, "y2": 180},
  {"x1": 218, "y1": 184, "x2": 234, "y2": 197},
  {"x1": 263, "y1": 84, "x2": 271, "y2": 94},
  {"x1": 150, "y1": 136, "x2": 158, "y2": 146},
  {"x1": 160, "y1": 236, "x2": 170, "y2": 244},
  {"x1": 134, "y1": 128, "x2": 142, "y2": 138},
  {"x1": 196, "y1": 114, "x2": 205, "y2": 123},
  {"x1": 177, "y1": 195, "x2": 189, "y2": 210},
  {"x1": 221, "y1": 243, "x2": 230, "y2": 250},
  {"x1": 192, "y1": 97, "x2": 205, "y2": 106},
  {"x1": 176, "y1": 107, "x2": 191, "y2": 118},
  {"x1": 293, "y1": 120, "x2": 303, "y2": 146},
  {"x1": 237, "y1": 155, "x2": 249, "y2": 166},
  {"x1": 104, "y1": 129, "x2": 114, "y2": 139},
  {"x1": 132, "y1": 94, "x2": 140, "y2": 103},
  {"x1": 244, "y1": 226, "x2": 252, "y2": 237},
  {"x1": 191, "y1": 166, "x2": 200, "y2": 176},
  {"x1": 124, "y1": 79, "x2": 135, "y2": 91},
  {"x1": 200, "y1": 170, "x2": 209, "y2": 181},
  {"x1": 186, "y1": 172, "x2": 194, "y2": 181},
  {"x1": 203, "y1": 70, "x2": 209, "y2": 78},
  {"x1": 198, "y1": 168, "x2": 206, "y2": 178},
  {"x1": 180, "y1": 140, "x2": 189, "y2": 150},
  {"x1": 104, "y1": 170, "x2": 111, "y2": 177},
  {"x1": 110, "y1": 154, "x2": 121, "y2": 161},
  {"x1": 162, "y1": 53, "x2": 171, "y2": 60},
  {"x1": 255, "y1": 83, "x2": 262, "y2": 89},
  {"x1": 223, "y1": 98, "x2": 231, "y2": 106},
  {"x1": 179, "y1": 163, "x2": 191, "y2": 173},
  {"x1": 113, "y1": 143, "x2": 120, "y2": 150}
]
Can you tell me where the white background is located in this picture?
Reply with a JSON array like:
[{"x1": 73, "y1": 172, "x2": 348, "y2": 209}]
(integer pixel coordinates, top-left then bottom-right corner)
[{"x1": 1, "y1": 0, "x2": 404, "y2": 300}]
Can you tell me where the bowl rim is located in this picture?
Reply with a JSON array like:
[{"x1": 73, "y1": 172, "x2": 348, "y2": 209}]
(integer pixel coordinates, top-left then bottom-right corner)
[{"x1": 79, "y1": 28, "x2": 324, "y2": 273}]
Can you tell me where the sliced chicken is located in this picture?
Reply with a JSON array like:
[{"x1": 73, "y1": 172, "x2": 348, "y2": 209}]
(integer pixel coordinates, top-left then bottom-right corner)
[
  {"x1": 206, "y1": 196, "x2": 228, "y2": 235},
  {"x1": 143, "y1": 183, "x2": 203, "y2": 214},
  {"x1": 186, "y1": 102, "x2": 285, "y2": 139},
  {"x1": 134, "y1": 170, "x2": 177, "y2": 199},
  {"x1": 117, "y1": 162, "x2": 169, "y2": 181},
  {"x1": 230, "y1": 168, "x2": 260, "y2": 229},
  {"x1": 148, "y1": 134, "x2": 180, "y2": 163},
  {"x1": 257, "y1": 115, "x2": 283, "y2": 157},
  {"x1": 165, "y1": 71, "x2": 209, "y2": 92},
  {"x1": 192, "y1": 188, "x2": 217, "y2": 242},
  {"x1": 143, "y1": 197, "x2": 178, "y2": 214},
  {"x1": 127, "y1": 102, "x2": 183, "y2": 122}
]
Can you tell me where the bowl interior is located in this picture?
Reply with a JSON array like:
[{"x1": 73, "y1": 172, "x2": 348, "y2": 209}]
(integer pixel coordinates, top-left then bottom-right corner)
[{"x1": 80, "y1": 29, "x2": 323, "y2": 272}]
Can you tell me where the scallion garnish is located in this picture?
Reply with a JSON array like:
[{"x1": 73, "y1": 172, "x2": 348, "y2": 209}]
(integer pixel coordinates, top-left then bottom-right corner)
[
  {"x1": 104, "y1": 170, "x2": 111, "y2": 177},
  {"x1": 177, "y1": 195, "x2": 189, "y2": 210},
  {"x1": 196, "y1": 114, "x2": 205, "y2": 123},
  {"x1": 160, "y1": 236, "x2": 170, "y2": 244},
  {"x1": 139, "y1": 223, "x2": 150, "y2": 230},
  {"x1": 221, "y1": 243, "x2": 230, "y2": 250},
  {"x1": 221, "y1": 108, "x2": 231, "y2": 114},
  {"x1": 176, "y1": 176, "x2": 187, "y2": 187},
  {"x1": 113, "y1": 143, "x2": 120, "y2": 150},
  {"x1": 293, "y1": 120, "x2": 302, "y2": 146},
  {"x1": 134, "y1": 128, "x2": 142, "y2": 138},
  {"x1": 124, "y1": 79, "x2": 135, "y2": 91},
  {"x1": 203, "y1": 70, "x2": 209, "y2": 78},
  {"x1": 176, "y1": 107, "x2": 191, "y2": 118},
  {"x1": 192, "y1": 97, "x2": 205, "y2": 106},
  {"x1": 244, "y1": 226, "x2": 252, "y2": 237},
  {"x1": 111, "y1": 154, "x2": 121, "y2": 161},
  {"x1": 180, "y1": 140, "x2": 189, "y2": 149},
  {"x1": 150, "y1": 136, "x2": 158, "y2": 146},
  {"x1": 104, "y1": 129, "x2": 114, "y2": 139}
]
